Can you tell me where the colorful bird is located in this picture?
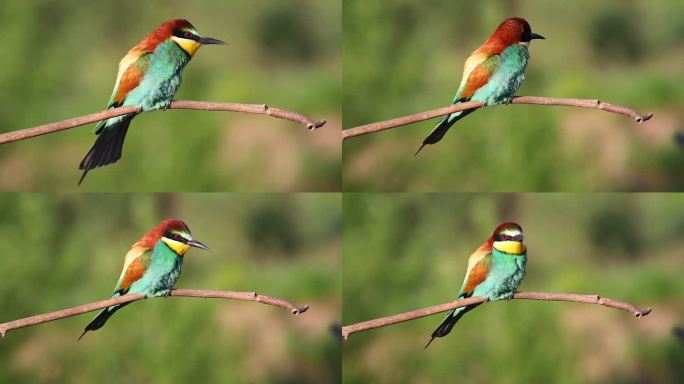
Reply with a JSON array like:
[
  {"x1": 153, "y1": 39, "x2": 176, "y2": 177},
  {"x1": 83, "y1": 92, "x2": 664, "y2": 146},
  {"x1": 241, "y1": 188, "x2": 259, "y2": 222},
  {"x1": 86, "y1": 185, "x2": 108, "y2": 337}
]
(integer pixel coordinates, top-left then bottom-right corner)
[
  {"x1": 415, "y1": 18, "x2": 544, "y2": 155},
  {"x1": 78, "y1": 219, "x2": 209, "y2": 340},
  {"x1": 425, "y1": 222, "x2": 526, "y2": 348},
  {"x1": 78, "y1": 19, "x2": 226, "y2": 185}
]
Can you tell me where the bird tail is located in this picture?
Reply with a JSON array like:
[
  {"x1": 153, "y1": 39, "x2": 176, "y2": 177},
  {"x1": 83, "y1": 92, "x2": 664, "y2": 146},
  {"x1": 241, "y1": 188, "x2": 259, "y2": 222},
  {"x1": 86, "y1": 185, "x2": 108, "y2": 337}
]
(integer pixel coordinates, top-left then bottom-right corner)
[
  {"x1": 78, "y1": 115, "x2": 134, "y2": 185},
  {"x1": 77, "y1": 302, "x2": 130, "y2": 340},
  {"x1": 414, "y1": 108, "x2": 476, "y2": 156},
  {"x1": 424, "y1": 302, "x2": 480, "y2": 348}
]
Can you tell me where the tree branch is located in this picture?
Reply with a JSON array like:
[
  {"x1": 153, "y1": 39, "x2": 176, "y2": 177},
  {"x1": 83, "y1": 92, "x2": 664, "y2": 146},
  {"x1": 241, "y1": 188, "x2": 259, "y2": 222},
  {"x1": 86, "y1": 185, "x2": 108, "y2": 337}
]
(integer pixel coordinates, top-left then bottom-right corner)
[
  {"x1": 341, "y1": 291, "x2": 651, "y2": 340},
  {"x1": 0, "y1": 288, "x2": 309, "y2": 338},
  {"x1": 342, "y1": 96, "x2": 653, "y2": 140},
  {"x1": 0, "y1": 100, "x2": 327, "y2": 145}
]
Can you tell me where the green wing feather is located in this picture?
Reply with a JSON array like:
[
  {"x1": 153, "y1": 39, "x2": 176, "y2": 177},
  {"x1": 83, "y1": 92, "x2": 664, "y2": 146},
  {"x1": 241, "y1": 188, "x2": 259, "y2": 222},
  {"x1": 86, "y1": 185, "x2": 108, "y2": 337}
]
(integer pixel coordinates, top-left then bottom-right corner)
[
  {"x1": 112, "y1": 248, "x2": 153, "y2": 295},
  {"x1": 453, "y1": 54, "x2": 502, "y2": 103}
]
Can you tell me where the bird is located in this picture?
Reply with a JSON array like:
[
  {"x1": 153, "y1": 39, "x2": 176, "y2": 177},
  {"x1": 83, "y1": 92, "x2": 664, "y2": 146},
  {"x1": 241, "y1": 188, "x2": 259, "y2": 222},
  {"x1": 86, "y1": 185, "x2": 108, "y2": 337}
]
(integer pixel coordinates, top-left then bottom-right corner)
[
  {"x1": 78, "y1": 218, "x2": 209, "y2": 340},
  {"x1": 425, "y1": 222, "x2": 527, "y2": 348},
  {"x1": 78, "y1": 19, "x2": 226, "y2": 185},
  {"x1": 415, "y1": 17, "x2": 544, "y2": 155}
]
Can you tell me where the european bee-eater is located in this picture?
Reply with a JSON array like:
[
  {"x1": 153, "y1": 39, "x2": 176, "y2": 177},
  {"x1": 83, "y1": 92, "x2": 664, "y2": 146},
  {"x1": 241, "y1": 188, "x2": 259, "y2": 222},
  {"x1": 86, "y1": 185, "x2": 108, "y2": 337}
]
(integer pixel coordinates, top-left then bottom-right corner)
[
  {"x1": 425, "y1": 222, "x2": 526, "y2": 348},
  {"x1": 416, "y1": 17, "x2": 544, "y2": 155},
  {"x1": 78, "y1": 19, "x2": 226, "y2": 185},
  {"x1": 78, "y1": 219, "x2": 209, "y2": 340}
]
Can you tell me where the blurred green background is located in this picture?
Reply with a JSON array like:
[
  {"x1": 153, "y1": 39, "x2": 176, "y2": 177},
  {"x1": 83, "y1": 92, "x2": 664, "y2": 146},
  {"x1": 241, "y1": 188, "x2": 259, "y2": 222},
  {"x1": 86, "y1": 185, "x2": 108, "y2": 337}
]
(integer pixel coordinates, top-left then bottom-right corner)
[
  {"x1": 0, "y1": 193, "x2": 340, "y2": 383},
  {"x1": 0, "y1": 0, "x2": 341, "y2": 191},
  {"x1": 343, "y1": 0, "x2": 684, "y2": 191},
  {"x1": 343, "y1": 193, "x2": 684, "y2": 383}
]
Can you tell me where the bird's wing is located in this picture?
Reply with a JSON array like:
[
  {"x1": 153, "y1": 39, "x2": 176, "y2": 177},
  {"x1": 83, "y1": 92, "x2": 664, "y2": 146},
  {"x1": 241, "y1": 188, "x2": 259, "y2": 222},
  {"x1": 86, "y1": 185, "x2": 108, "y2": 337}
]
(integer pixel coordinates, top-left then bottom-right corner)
[
  {"x1": 106, "y1": 51, "x2": 152, "y2": 108},
  {"x1": 458, "y1": 247, "x2": 493, "y2": 297},
  {"x1": 453, "y1": 53, "x2": 502, "y2": 102},
  {"x1": 112, "y1": 246, "x2": 153, "y2": 295}
]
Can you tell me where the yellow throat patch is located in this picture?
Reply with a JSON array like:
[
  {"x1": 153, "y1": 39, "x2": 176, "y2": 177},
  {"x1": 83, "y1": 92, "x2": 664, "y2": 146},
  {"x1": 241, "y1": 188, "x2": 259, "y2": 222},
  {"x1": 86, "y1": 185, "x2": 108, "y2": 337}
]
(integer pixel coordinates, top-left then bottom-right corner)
[
  {"x1": 493, "y1": 241, "x2": 526, "y2": 255},
  {"x1": 171, "y1": 36, "x2": 201, "y2": 57},
  {"x1": 162, "y1": 237, "x2": 191, "y2": 255}
]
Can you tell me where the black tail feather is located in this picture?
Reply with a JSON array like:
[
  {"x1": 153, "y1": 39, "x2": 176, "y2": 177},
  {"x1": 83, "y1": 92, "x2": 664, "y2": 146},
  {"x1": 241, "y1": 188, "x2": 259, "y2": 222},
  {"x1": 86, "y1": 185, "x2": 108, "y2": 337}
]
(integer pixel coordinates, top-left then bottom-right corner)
[
  {"x1": 77, "y1": 302, "x2": 130, "y2": 340},
  {"x1": 78, "y1": 116, "x2": 134, "y2": 185},
  {"x1": 415, "y1": 108, "x2": 476, "y2": 156},
  {"x1": 424, "y1": 303, "x2": 480, "y2": 348},
  {"x1": 414, "y1": 143, "x2": 428, "y2": 157}
]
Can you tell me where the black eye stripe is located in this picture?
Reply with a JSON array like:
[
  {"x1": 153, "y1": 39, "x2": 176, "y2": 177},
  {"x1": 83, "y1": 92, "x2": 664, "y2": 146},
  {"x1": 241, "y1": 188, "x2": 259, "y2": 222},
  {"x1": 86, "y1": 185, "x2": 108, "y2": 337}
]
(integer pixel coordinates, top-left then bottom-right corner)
[
  {"x1": 164, "y1": 231, "x2": 187, "y2": 243},
  {"x1": 174, "y1": 29, "x2": 197, "y2": 41},
  {"x1": 495, "y1": 233, "x2": 521, "y2": 241}
]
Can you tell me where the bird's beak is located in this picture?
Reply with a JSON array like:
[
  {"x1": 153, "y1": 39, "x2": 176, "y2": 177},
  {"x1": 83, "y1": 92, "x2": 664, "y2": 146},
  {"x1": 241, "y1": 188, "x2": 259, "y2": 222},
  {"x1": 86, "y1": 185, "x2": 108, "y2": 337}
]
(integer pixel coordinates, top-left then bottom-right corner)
[
  {"x1": 198, "y1": 36, "x2": 227, "y2": 45},
  {"x1": 513, "y1": 234, "x2": 524, "y2": 242},
  {"x1": 187, "y1": 239, "x2": 210, "y2": 251},
  {"x1": 524, "y1": 32, "x2": 545, "y2": 40}
]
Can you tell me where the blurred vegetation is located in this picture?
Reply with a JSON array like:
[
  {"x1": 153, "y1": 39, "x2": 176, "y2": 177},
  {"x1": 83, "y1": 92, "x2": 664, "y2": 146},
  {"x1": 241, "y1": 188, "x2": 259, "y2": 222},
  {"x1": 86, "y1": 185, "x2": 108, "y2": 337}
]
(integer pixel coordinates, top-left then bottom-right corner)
[
  {"x1": 343, "y1": 0, "x2": 684, "y2": 191},
  {"x1": 0, "y1": 0, "x2": 341, "y2": 191},
  {"x1": 0, "y1": 193, "x2": 341, "y2": 383},
  {"x1": 343, "y1": 193, "x2": 684, "y2": 383}
]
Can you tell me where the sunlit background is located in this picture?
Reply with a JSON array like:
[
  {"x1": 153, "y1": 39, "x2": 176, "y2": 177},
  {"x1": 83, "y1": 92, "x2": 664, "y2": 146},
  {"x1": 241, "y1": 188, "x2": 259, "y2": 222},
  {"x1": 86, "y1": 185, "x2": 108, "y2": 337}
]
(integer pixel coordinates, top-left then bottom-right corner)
[
  {"x1": 0, "y1": 0, "x2": 341, "y2": 191},
  {"x1": 343, "y1": 0, "x2": 684, "y2": 191},
  {"x1": 0, "y1": 193, "x2": 341, "y2": 383},
  {"x1": 343, "y1": 193, "x2": 684, "y2": 383}
]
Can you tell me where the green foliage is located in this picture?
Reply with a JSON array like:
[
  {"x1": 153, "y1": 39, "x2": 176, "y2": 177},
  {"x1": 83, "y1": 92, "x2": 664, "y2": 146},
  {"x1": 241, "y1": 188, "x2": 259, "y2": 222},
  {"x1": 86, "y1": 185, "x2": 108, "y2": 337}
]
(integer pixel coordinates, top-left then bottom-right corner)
[
  {"x1": 0, "y1": 194, "x2": 341, "y2": 383},
  {"x1": 342, "y1": 0, "x2": 684, "y2": 191},
  {"x1": 343, "y1": 193, "x2": 684, "y2": 383},
  {"x1": 0, "y1": 0, "x2": 341, "y2": 191},
  {"x1": 589, "y1": 11, "x2": 644, "y2": 62}
]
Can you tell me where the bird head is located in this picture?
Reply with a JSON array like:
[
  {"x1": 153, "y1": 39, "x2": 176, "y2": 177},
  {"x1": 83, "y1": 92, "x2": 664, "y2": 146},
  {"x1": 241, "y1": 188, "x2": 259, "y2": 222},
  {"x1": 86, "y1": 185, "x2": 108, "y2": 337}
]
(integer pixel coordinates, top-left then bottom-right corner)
[
  {"x1": 491, "y1": 222, "x2": 525, "y2": 255},
  {"x1": 489, "y1": 18, "x2": 544, "y2": 47},
  {"x1": 157, "y1": 219, "x2": 210, "y2": 256},
  {"x1": 168, "y1": 19, "x2": 226, "y2": 57}
]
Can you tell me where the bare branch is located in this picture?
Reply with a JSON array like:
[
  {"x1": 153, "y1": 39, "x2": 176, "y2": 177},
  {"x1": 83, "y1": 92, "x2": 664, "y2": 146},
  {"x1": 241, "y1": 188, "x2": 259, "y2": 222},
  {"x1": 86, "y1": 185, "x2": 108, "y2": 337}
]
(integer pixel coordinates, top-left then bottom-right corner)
[
  {"x1": 0, "y1": 100, "x2": 327, "y2": 145},
  {"x1": 342, "y1": 96, "x2": 653, "y2": 140},
  {"x1": 0, "y1": 288, "x2": 309, "y2": 338},
  {"x1": 341, "y1": 291, "x2": 651, "y2": 340}
]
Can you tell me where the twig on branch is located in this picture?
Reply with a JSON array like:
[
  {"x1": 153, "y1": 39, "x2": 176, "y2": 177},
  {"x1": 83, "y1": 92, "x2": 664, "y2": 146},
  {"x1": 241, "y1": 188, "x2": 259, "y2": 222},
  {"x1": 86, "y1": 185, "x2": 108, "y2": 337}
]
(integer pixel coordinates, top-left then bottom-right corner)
[
  {"x1": 342, "y1": 96, "x2": 653, "y2": 140},
  {"x1": 341, "y1": 291, "x2": 651, "y2": 340},
  {"x1": 0, "y1": 288, "x2": 309, "y2": 338},
  {"x1": 0, "y1": 100, "x2": 327, "y2": 145}
]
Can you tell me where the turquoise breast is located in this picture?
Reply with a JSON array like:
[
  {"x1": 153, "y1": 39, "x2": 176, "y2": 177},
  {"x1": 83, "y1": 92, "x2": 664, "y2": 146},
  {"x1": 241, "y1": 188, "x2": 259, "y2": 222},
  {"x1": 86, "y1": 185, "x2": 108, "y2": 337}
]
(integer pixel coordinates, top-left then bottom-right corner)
[{"x1": 472, "y1": 44, "x2": 529, "y2": 106}]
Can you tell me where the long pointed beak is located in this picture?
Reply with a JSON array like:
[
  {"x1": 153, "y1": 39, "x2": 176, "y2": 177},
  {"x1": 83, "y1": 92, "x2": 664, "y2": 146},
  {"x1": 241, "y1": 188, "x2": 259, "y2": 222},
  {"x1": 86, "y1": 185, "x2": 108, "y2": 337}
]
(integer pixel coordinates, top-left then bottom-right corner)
[
  {"x1": 198, "y1": 36, "x2": 227, "y2": 45},
  {"x1": 526, "y1": 32, "x2": 545, "y2": 40},
  {"x1": 187, "y1": 239, "x2": 210, "y2": 251}
]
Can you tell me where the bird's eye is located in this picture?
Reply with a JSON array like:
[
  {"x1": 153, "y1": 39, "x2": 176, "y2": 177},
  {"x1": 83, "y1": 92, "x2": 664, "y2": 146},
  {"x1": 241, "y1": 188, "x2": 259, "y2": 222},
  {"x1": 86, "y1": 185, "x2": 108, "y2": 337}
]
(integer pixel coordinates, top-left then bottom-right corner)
[
  {"x1": 173, "y1": 233, "x2": 183, "y2": 241},
  {"x1": 183, "y1": 31, "x2": 194, "y2": 40}
]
